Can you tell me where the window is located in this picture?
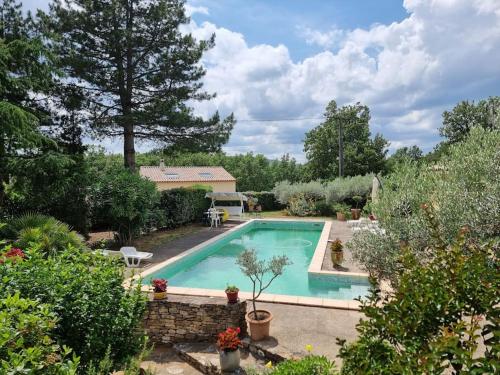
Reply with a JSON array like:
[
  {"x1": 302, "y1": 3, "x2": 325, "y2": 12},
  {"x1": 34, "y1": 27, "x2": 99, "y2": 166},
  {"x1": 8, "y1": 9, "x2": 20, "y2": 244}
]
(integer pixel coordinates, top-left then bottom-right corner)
[
  {"x1": 198, "y1": 172, "x2": 213, "y2": 178},
  {"x1": 165, "y1": 172, "x2": 179, "y2": 179}
]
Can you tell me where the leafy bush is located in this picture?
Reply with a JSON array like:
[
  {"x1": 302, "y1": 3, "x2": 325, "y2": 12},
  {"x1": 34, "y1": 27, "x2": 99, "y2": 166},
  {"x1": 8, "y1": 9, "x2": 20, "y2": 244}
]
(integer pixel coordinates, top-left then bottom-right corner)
[
  {"x1": 0, "y1": 245, "x2": 147, "y2": 373},
  {"x1": 339, "y1": 211, "x2": 499, "y2": 374},
  {"x1": 349, "y1": 128, "x2": 500, "y2": 281},
  {"x1": 273, "y1": 180, "x2": 326, "y2": 205},
  {"x1": 243, "y1": 191, "x2": 284, "y2": 211},
  {"x1": 267, "y1": 355, "x2": 337, "y2": 374},
  {"x1": 89, "y1": 169, "x2": 162, "y2": 244},
  {"x1": 1, "y1": 213, "x2": 86, "y2": 256},
  {"x1": 324, "y1": 174, "x2": 373, "y2": 204},
  {"x1": 158, "y1": 187, "x2": 211, "y2": 228},
  {"x1": 0, "y1": 293, "x2": 79, "y2": 374},
  {"x1": 286, "y1": 193, "x2": 317, "y2": 216},
  {"x1": 273, "y1": 175, "x2": 373, "y2": 216}
]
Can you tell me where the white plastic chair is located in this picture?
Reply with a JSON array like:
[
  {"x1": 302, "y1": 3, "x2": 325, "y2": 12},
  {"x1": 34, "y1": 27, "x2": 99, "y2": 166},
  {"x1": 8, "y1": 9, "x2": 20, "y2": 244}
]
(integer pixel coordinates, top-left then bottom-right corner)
[
  {"x1": 120, "y1": 246, "x2": 153, "y2": 267},
  {"x1": 209, "y1": 208, "x2": 221, "y2": 228}
]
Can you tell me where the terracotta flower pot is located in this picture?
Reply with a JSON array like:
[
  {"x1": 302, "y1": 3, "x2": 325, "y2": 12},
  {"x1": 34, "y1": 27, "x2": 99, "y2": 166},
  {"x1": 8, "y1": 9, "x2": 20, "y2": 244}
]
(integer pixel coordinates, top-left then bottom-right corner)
[
  {"x1": 225, "y1": 289, "x2": 239, "y2": 304},
  {"x1": 331, "y1": 250, "x2": 344, "y2": 266},
  {"x1": 246, "y1": 310, "x2": 273, "y2": 341},
  {"x1": 336, "y1": 212, "x2": 346, "y2": 221},
  {"x1": 219, "y1": 349, "x2": 240, "y2": 372},
  {"x1": 153, "y1": 291, "x2": 167, "y2": 300},
  {"x1": 351, "y1": 208, "x2": 361, "y2": 220}
]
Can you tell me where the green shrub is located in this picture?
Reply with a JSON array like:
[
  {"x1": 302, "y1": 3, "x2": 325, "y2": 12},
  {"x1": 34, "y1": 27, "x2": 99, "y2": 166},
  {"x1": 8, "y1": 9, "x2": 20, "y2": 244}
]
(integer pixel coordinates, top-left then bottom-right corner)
[
  {"x1": 0, "y1": 293, "x2": 79, "y2": 374},
  {"x1": 339, "y1": 210, "x2": 499, "y2": 374},
  {"x1": 89, "y1": 169, "x2": 162, "y2": 244},
  {"x1": 286, "y1": 193, "x2": 317, "y2": 216},
  {"x1": 158, "y1": 187, "x2": 211, "y2": 228},
  {"x1": 325, "y1": 174, "x2": 373, "y2": 204},
  {"x1": 243, "y1": 191, "x2": 284, "y2": 211},
  {"x1": 331, "y1": 203, "x2": 350, "y2": 215},
  {"x1": 273, "y1": 180, "x2": 325, "y2": 205},
  {"x1": 0, "y1": 245, "x2": 147, "y2": 373},
  {"x1": 349, "y1": 128, "x2": 500, "y2": 281},
  {"x1": 313, "y1": 200, "x2": 333, "y2": 216},
  {"x1": 1, "y1": 213, "x2": 86, "y2": 256},
  {"x1": 267, "y1": 355, "x2": 337, "y2": 374},
  {"x1": 273, "y1": 175, "x2": 373, "y2": 215}
]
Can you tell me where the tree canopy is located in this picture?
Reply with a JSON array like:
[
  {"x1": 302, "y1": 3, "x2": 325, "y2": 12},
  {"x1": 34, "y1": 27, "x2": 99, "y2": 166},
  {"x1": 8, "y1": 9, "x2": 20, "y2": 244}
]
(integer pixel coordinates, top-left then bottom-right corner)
[
  {"x1": 46, "y1": 0, "x2": 235, "y2": 170},
  {"x1": 304, "y1": 100, "x2": 388, "y2": 180},
  {"x1": 440, "y1": 96, "x2": 500, "y2": 144}
]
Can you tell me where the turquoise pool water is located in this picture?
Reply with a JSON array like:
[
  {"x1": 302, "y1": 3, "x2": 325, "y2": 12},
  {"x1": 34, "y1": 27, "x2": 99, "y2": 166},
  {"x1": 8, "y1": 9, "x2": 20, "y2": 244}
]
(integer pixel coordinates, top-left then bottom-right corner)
[{"x1": 143, "y1": 221, "x2": 370, "y2": 300}]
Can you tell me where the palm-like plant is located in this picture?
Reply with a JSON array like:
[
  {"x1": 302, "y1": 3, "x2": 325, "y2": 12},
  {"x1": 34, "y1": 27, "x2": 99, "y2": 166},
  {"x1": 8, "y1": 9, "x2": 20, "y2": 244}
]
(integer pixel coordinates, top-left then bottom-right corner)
[{"x1": 2, "y1": 213, "x2": 86, "y2": 256}]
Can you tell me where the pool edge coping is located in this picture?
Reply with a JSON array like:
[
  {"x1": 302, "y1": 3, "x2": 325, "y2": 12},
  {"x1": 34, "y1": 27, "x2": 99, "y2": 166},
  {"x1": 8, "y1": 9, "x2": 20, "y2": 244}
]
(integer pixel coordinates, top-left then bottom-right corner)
[{"x1": 126, "y1": 218, "x2": 367, "y2": 310}]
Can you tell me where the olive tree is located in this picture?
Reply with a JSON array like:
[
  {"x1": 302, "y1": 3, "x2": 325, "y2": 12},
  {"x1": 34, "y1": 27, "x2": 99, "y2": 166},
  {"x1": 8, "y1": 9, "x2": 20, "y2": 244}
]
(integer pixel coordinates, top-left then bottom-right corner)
[{"x1": 236, "y1": 249, "x2": 291, "y2": 320}]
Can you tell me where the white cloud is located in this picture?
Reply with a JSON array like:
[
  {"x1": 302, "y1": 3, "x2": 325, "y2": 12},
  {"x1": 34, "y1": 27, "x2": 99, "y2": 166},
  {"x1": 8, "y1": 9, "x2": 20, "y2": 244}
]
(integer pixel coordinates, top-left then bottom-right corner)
[
  {"x1": 296, "y1": 26, "x2": 345, "y2": 49},
  {"x1": 184, "y1": 4, "x2": 209, "y2": 16},
  {"x1": 183, "y1": 0, "x2": 500, "y2": 160}
]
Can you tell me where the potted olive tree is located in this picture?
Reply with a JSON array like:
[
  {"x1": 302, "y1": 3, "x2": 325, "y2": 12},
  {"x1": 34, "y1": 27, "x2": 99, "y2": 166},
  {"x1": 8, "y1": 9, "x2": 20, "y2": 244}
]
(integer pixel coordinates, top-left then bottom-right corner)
[
  {"x1": 217, "y1": 327, "x2": 241, "y2": 372},
  {"x1": 236, "y1": 249, "x2": 291, "y2": 341}
]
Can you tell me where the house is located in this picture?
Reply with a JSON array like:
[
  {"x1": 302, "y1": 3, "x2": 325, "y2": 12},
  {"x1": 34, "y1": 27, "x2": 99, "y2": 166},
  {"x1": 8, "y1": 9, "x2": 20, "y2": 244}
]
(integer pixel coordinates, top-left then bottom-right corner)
[{"x1": 139, "y1": 161, "x2": 236, "y2": 192}]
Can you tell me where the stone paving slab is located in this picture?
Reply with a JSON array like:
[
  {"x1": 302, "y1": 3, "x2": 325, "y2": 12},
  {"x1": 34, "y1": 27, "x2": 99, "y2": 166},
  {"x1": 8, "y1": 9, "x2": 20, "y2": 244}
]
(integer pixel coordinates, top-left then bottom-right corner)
[
  {"x1": 250, "y1": 302, "x2": 362, "y2": 364},
  {"x1": 322, "y1": 220, "x2": 364, "y2": 274},
  {"x1": 113, "y1": 344, "x2": 202, "y2": 375},
  {"x1": 174, "y1": 342, "x2": 268, "y2": 375}
]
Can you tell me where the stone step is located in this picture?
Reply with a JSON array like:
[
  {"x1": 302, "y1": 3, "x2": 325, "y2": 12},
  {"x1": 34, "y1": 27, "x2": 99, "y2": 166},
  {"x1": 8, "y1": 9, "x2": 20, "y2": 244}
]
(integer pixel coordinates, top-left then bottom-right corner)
[{"x1": 173, "y1": 342, "x2": 272, "y2": 375}]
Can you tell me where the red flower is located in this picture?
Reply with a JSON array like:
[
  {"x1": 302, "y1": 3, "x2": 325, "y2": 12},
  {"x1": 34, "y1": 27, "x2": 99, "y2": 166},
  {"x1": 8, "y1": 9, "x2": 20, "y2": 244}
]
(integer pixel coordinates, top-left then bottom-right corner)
[
  {"x1": 217, "y1": 327, "x2": 241, "y2": 352},
  {"x1": 151, "y1": 278, "x2": 167, "y2": 292}
]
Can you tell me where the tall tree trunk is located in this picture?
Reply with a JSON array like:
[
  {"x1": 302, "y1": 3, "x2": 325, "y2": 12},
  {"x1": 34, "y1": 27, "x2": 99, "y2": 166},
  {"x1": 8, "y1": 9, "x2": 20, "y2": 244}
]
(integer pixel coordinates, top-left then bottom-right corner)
[{"x1": 123, "y1": 122, "x2": 135, "y2": 171}]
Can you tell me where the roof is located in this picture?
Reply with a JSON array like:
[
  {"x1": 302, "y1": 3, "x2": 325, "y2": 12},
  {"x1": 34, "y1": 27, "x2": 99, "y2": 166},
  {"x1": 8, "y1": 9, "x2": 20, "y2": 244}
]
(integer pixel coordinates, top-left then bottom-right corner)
[{"x1": 139, "y1": 166, "x2": 236, "y2": 182}]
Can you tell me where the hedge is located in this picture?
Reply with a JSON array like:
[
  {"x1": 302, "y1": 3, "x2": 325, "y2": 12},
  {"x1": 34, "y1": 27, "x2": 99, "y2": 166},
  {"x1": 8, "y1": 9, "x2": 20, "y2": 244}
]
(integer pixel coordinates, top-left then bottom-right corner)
[
  {"x1": 243, "y1": 191, "x2": 285, "y2": 211},
  {"x1": 158, "y1": 187, "x2": 211, "y2": 228}
]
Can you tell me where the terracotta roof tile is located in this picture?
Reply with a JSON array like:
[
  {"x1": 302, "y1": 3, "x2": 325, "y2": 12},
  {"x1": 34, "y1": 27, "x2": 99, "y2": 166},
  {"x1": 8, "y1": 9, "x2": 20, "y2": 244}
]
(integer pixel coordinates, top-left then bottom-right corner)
[{"x1": 139, "y1": 166, "x2": 236, "y2": 182}]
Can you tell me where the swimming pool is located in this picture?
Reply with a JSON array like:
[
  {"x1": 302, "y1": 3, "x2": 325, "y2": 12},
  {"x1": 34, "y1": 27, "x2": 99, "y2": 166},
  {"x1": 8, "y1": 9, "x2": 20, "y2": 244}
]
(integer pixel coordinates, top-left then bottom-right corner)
[{"x1": 141, "y1": 220, "x2": 370, "y2": 301}]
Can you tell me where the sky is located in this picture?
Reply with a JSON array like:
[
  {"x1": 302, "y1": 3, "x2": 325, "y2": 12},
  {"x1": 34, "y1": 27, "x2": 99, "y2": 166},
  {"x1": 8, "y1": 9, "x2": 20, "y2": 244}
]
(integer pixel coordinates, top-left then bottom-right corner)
[{"x1": 23, "y1": 0, "x2": 500, "y2": 161}]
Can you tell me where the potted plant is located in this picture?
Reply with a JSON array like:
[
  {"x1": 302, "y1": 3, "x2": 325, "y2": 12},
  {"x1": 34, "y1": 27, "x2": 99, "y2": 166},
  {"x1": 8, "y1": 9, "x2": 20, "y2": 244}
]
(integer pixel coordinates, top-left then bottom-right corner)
[
  {"x1": 351, "y1": 195, "x2": 363, "y2": 220},
  {"x1": 151, "y1": 278, "x2": 167, "y2": 300},
  {"x1": 247, "y1": 196, "x2": 258, "y2": 211},
  {"x1": 330, "y1": 238, "x2": 343, "y2": 266},
  {"x1": 332, "y1": 203, "x2": 349, "y2": 221},
  {"x1": 236, "y1": 249, "x2": 291, "y2": 341},
  {"x1": 217, "y1": 327, "x2": 241, "y2": 372},
  {"x1": 225, "y1": 284, "x2": 239, "y2": 304}
]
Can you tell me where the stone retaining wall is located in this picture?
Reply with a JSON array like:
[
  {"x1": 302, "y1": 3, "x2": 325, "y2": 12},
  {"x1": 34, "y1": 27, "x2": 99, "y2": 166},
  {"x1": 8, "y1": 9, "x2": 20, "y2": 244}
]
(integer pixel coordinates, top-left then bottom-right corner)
[{"x1": 144, "y1": 294, "x2": 247, "y2": 343}]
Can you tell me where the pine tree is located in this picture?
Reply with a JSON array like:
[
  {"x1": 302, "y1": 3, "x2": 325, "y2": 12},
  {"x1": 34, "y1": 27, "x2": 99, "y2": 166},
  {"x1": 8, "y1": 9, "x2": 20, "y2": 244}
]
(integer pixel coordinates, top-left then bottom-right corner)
[
  {"x1": 0, "y1": 0, "x2": 55, "y2": 206},
  {"x1": 46, "y1": 0, "x2": 235, "y2": 170}
]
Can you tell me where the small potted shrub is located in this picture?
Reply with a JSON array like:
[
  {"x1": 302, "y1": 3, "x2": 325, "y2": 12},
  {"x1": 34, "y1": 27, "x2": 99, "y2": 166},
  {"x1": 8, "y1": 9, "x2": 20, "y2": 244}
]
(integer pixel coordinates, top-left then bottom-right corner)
[
  {"x1": 225, "y1": 284, "x2": 239, "y2": 304},
  {"x1": 333, "y1": 203, "x2": 349, "y2": 221},
  {"x1": 237, "y1": 249, "x2": 291, "y2": 341},
  {"x1": 330, "y1": 238, "x2": 343, "y2": 266},
  {"x1": 151, "y1": 278, "x2": 167, "y2": 300},
  {"x1": 351, "y1": 195, "x2": 363, "y2": 220},
  {"x1": 217, "y1": 327, "x2": 241, "y2": 372}
]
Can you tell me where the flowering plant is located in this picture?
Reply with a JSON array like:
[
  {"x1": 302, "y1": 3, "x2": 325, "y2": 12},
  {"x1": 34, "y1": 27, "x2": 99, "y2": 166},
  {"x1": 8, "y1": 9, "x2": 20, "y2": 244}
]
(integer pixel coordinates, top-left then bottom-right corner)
[
  {"x1": 151, "y1": 278, "x2": 167, "y2": 292},
  {"x1": 0, "y1": 248, "x2": 26, "y2": 264},
  {"x1": 216, "y1": 327, "x2": 241, "y2": 352}
]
